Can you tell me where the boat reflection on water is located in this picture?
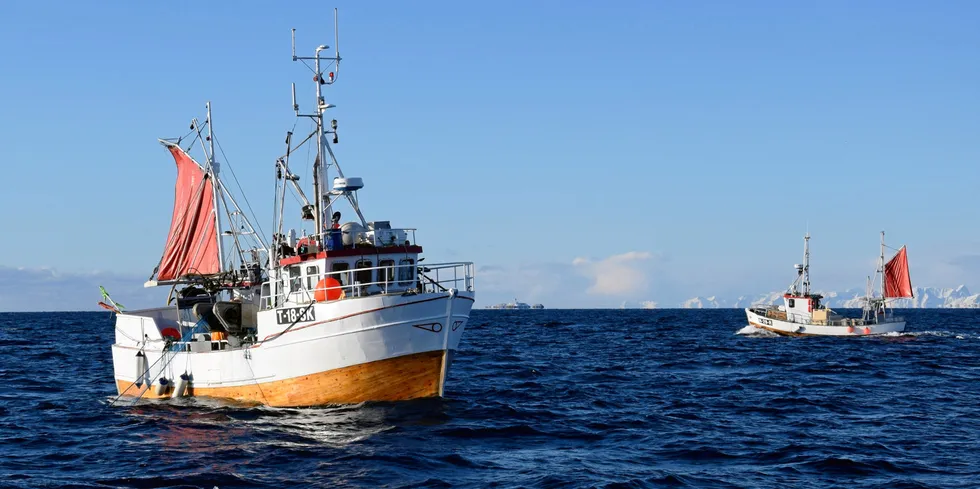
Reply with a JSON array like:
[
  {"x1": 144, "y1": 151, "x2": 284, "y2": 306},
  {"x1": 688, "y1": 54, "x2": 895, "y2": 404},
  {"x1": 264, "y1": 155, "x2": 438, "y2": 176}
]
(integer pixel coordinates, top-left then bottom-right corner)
[{"x1": 120, "y1": 396, "x2": 451, "y2": 453}]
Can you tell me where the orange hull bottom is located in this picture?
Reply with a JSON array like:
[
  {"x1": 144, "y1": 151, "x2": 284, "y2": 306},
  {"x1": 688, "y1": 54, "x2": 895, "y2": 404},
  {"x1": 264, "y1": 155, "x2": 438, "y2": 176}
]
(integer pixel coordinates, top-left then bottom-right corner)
[{"x1": 115, "y1": 350, "x2": 446, "y2": 407}]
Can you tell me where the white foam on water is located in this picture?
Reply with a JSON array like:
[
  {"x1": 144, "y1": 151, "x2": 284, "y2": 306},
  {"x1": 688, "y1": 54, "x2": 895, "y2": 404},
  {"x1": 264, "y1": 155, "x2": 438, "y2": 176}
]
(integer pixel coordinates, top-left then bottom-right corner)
[
  {"x1": 882, "y1": 330, "x2": 979, "y2": 340},
  {"x1": 735, "y1": 325, "x2": 778, "y2": 337}
]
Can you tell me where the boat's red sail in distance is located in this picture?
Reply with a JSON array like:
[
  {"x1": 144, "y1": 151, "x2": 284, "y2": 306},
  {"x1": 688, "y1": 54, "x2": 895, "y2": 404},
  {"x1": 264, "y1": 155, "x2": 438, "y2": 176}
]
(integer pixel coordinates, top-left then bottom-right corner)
[
  {"x1": 155, "y1": 145, "x2": 220, "y2": 281},
  {"x1": 884, "y1": 246, "x2": 913, "y2": 298}
]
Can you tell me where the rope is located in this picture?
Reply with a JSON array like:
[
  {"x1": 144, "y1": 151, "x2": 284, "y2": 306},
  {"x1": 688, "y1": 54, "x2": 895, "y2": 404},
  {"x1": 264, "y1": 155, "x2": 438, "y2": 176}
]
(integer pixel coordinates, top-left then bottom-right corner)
[
  {"x1": 107, "y1": 295, "x2": 319, "y2": 407},
  {"x1": 214, "y1": 135, "x2": 266, "y2": 240},
  {"x1": 241, "y1": 350, "x2": 271, "y2": 406},
  {"x1": 106, "y1": 317, "x2": 209, "y2": 408},
  {"x1": 106, "y1": 343, "x2": 175, "y2": 407}
]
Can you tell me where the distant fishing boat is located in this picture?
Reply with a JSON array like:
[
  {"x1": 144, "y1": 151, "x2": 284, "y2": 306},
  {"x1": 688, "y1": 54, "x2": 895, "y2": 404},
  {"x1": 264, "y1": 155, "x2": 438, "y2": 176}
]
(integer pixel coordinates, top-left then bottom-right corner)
[
  {"x1": 106, "y1": 12, "x2": 475, "y2": 407},
  {"x1": 485, "y1": 299, "x2": 541, "y2": 309},
  {"x1": 745, "y1": 232, "x2": 912, "y2": 337}
]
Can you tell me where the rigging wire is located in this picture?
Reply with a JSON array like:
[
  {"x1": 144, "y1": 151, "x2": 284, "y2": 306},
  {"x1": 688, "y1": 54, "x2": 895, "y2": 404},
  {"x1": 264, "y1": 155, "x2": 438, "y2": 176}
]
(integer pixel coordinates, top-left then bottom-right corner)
[
  {"x1": 213, "y1": 135, "x2": 267, "y2": 243},
  {"x1": 304, "y1": 121, "x2": 313, "y2": 186}
]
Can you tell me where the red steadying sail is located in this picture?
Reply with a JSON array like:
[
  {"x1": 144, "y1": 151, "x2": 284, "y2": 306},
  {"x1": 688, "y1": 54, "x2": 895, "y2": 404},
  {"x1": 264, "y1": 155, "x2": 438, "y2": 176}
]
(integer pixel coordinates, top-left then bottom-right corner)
[
  {"x1": 884, "y1": 246, "x2": 913, "y2": 298},
  {"x1": 155, "y1": 145, "x2": 220, "y2": 281}
]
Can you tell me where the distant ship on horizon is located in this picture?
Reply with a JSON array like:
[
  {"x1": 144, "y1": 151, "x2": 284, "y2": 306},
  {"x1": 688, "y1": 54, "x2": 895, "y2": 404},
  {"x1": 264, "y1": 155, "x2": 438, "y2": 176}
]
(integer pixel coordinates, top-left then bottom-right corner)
[{"x1": 486, "y1": 299, "x2": 544, "y2": 310}]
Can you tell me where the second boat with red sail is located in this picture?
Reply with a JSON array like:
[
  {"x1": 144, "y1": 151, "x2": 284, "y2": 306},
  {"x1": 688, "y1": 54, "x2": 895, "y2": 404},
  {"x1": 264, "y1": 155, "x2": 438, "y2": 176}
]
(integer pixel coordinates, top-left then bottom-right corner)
[{"x1": 745, "y1": 232, "x2": 913, "y2": 337}]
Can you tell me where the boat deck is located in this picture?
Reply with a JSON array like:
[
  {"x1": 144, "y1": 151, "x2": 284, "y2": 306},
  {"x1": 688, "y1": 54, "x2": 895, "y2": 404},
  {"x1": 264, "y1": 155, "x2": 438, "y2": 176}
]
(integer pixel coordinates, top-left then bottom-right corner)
[{"x1": 748, "y1": 306, "x2": 903, "y2": 327}]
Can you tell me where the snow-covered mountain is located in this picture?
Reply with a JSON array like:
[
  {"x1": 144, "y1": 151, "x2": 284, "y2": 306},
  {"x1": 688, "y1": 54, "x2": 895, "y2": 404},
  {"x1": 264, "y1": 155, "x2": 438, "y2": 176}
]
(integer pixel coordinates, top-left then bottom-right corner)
[
  {"x1": 619, "y1": 300, "x2": 659, "y2": 309},
  {"x1": 675, "y1": 286, "x2": 980, "y2": 309}
]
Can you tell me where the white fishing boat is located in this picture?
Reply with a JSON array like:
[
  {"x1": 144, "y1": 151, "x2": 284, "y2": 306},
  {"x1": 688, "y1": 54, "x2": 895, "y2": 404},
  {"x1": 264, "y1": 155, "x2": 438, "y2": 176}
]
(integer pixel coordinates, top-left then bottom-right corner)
[
  {"x1": 745, "y1": 232, "x2": 913, "y2": 337},
  {"x1": 106, "y1": 12, "x2": 476, "y2": 407}
]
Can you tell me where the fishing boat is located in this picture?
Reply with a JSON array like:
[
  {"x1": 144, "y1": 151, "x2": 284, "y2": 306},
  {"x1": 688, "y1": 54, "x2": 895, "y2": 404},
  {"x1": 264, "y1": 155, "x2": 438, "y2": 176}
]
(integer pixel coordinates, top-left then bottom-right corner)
[
  {"x1": 106, "y1": 13, "x2": 476, "y2": 407},
  {"x1": 745, "y1": 232, "x2": 912, "y2": 337}
]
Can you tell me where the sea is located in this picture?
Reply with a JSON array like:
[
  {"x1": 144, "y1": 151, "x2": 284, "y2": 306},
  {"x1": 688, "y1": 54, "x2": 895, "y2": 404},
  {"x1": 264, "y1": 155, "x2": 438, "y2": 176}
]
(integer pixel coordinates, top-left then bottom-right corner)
[{"x1": 1, "y1": 309, "x2": 978, "y2": 488}]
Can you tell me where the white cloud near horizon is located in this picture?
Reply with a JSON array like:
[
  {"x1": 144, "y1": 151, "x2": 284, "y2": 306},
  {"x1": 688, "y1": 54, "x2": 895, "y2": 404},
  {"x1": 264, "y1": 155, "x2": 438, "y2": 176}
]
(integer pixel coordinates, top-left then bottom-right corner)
[
  {"x1": 0, "y1": 266, "x2": 167, "y2": 312},
  {"x1": 573, "y1": 251, "x2": 656, "y2": 296},
  {"x1": 475, "y1": 251, "x2": 666, "y2": 308}
]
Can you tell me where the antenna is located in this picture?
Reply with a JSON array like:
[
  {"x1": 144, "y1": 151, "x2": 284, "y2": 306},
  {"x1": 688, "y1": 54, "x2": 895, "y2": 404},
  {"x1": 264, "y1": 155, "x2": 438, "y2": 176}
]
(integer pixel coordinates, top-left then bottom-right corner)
[
  {"x1": 291, "y1": 28, "x2": 297, "y2": 61},
  {"x1": 291, "y1": 83, "x2": 298, "y2": 114}
]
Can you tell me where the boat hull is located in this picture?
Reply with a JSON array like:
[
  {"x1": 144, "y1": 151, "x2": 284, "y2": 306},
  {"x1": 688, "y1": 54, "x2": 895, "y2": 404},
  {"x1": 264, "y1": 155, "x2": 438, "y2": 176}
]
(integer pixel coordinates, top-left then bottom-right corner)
[
  {"x1": 745, "y1": 308, "x2": 905, "y2": 337},
  {"x1": 111, "y1": 290, "x2": 473, "y2": 407},
  {"x1": 115, "y1": 349, "x2": 448, "y2": 405}
]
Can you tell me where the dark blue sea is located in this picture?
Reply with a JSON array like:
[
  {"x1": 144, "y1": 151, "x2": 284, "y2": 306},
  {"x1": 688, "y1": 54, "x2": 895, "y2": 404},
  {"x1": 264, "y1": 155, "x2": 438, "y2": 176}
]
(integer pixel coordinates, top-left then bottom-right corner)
[{"x1": 1, "y1": 309, "x2": 979, "y2": 488}]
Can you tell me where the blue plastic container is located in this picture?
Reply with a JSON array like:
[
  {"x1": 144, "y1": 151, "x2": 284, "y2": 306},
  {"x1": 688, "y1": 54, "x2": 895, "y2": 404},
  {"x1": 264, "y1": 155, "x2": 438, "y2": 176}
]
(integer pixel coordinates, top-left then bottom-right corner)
[{"x1": 327, "y1": 229, "x2": 343, "y2": 250}]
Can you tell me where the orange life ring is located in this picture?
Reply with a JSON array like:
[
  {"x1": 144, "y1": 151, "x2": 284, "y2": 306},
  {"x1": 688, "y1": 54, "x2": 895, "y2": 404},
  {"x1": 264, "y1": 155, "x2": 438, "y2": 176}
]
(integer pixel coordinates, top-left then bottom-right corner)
[
  {"x1": 161, "y1": 327, "x2": 181, "y2": 341},
  {"x1": 863, "y1": 326, "x2": 871, "y2": 335},
  {"x1": 847, "y1": 326, "x2": 855, "y2": 334},
  {"x1": 314, "y1": 277, "x2": 345, "y2": 302}
]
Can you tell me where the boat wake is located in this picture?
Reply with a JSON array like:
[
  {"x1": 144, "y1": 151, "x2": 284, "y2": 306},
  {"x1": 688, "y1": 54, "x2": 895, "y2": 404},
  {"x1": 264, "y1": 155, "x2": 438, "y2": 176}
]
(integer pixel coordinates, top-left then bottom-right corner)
[
  {"x1": 883, "y1": 330, "x2": 980, "y2": 340},
  {"x1": 735, "y1": 325, "x2": 779, "y2": 337}
]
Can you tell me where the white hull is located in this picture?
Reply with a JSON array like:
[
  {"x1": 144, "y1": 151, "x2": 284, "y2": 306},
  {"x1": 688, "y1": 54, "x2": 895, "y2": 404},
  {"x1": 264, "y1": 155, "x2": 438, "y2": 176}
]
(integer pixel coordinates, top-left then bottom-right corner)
[
  {"x1": 111, "y1": 290, "x2": 473, "y2": 406},
  {"x1": 745, "y1": 308, "x2": 905, "y2": 336}
]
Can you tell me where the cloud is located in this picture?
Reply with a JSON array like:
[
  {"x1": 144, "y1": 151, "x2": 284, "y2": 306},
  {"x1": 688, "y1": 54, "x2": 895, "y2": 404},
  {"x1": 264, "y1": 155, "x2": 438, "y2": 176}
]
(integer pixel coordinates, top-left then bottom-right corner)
[
  {"x1": 949, "y1": 255, "x2": 980, "y2": 271},
  {"x1": 477, "y1": 262, "x2": 587, "y2": 304},
  {"x1": 573, "y1": 251, "x2": 655, "y2": 296},
  {"x1": 474, "y1": 251, "x2": 668, "y2": 308},
  {"x1": 0, "y1": 266, "x2": 168, "y2": 312},
  {"x1": 477, "y1": 265, "x2": 504, "y2": 273}
]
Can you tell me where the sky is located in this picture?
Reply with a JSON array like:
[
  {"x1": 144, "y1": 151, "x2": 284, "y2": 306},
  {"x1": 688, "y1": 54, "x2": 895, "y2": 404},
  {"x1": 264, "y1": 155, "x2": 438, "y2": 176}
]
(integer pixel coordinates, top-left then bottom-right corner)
[{"x1": 1, "y1": 1, "x2": 979, "y2": 310}]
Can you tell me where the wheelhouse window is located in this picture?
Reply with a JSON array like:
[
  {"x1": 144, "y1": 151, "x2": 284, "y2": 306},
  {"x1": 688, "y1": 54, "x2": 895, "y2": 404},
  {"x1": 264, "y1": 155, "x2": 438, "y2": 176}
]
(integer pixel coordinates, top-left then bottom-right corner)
[
  {"x1": 288, "y1": 265, "x2": 302, "y2": 292},
  {"x1": 379, "y1": 259, "x2": 395, "y2": 284},
  {"x1": 788, "y1": 298, "x2": 795, "y2": 308},
  {"x1": 331, "y1": 262, "x2": 350, "y2": 286},
  {"x1": 354, "y1": 260, "x2": 373, "y2": 285},
  {"x1": 397, "y1": 258, "x2": 415, "y2": 285},
  {"x1": 306, "y1": 265, "x2": 319, "y2": 290},
  {"x1": 261, "y1": 283, "x2": 271, "y2": 308}
]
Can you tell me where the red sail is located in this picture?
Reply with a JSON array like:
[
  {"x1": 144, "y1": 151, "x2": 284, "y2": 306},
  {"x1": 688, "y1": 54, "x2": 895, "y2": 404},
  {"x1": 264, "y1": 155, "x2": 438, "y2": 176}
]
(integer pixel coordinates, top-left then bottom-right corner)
[
  {"x1": 884, "y1": 246, "x2": 913, "y2": 298},
  {"x1": 156, "y1": 145, "x2": 220, "y2": 281}
]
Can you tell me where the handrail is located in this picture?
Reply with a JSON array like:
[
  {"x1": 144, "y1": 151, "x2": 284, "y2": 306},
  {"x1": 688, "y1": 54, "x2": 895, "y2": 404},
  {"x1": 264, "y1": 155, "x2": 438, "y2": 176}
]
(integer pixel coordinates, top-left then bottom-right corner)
[
  {"x1": 754, "y1": 306, "x2": 904, "y2": 327},
  {"x1": 262, "y1": 261, "x2": 474, "y2": 308}
]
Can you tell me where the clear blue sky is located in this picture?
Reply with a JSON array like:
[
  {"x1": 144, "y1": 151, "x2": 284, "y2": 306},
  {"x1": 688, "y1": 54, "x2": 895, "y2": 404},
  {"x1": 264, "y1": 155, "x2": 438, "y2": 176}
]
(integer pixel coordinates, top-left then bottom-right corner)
[{"x1": 1, "y1": 1, "x2": 978, "y2": 309}]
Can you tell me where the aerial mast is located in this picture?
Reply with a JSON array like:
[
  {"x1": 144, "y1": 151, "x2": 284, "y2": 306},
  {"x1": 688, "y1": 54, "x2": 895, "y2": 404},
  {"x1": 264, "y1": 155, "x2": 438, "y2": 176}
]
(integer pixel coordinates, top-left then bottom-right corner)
[
  {"x1": 206, "y1": 102, "x2": 225, "y2": 273},
  {"x1": 802, "y1": 233, "x2": 810, "y2": 296},
  {"x1": 291, "y1": 10, "x2": 342, "y2": 248}
]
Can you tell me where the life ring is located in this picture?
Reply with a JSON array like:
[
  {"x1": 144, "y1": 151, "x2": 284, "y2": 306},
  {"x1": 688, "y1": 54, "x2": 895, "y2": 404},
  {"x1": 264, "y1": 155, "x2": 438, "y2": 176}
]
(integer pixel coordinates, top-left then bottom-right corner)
[
  {"x1": 847, "y1": 326, "x2": 855, "y2": 334},
  {"x1": 161, "y1": 327, "x2": 181, "y2": 341},
  {"x1": 314, "y1": 277, "x2": 345, "y2": 302},
  {"x1": 863, "y1": 326, "x2": 871, "y2": 335}
]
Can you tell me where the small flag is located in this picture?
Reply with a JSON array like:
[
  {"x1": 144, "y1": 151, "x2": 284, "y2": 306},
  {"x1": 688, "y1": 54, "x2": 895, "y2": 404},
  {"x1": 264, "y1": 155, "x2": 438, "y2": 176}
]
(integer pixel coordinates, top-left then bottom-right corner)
[{"x1": 99, "y1": 286, "x2": 125, "y2": 312}]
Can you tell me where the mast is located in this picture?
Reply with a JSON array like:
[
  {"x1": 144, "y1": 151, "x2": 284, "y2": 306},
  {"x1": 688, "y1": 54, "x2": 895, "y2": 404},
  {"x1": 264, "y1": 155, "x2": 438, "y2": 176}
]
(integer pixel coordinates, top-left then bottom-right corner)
[
  {"x1": 802, "y1": 233, "x2": 810, "y2": 296},
  {"x1": 206, "y1": 101, "x2": 225, "y2": 272},
  {"x1": 880, "y1": 230, "x2": 887, "y2": 319},
  {"x1": 313, "y1": 44, "x2": 325, "y2": 244},
  {"x1": 292, "y1": 11, "x2": 342, "y2": 248}
]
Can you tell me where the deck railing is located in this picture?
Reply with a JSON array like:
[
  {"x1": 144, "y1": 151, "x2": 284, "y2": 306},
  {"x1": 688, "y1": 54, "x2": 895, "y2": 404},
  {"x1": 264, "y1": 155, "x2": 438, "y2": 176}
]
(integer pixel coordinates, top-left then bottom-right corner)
[
  {"x1": 754, "y1": 306, "x2": 904, "y2": 327},
  {"x1": 262, "y1": 261, "x2": 474, "y2": 308}
]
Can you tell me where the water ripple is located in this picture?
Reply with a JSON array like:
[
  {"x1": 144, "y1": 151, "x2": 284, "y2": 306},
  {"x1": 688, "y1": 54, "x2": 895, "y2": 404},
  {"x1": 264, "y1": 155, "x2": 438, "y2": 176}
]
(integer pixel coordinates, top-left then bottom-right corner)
[{"x1": 0, "y1": 309, "x2": 978, "y2": 487}]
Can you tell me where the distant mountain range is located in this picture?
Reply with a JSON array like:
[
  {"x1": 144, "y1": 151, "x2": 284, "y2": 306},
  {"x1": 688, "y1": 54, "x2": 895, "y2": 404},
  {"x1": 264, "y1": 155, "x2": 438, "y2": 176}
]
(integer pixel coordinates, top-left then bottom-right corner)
[{"x1": 624, "y1": 286, "x2": 980, "y2": 309}]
